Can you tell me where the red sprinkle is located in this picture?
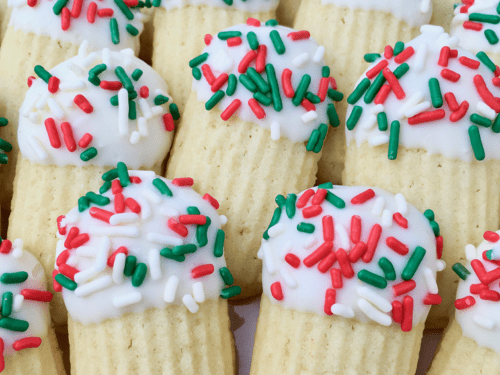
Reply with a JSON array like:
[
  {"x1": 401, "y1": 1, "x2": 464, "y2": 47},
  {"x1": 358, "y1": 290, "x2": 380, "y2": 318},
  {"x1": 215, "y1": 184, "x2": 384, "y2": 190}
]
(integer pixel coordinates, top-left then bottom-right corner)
[
  {"x1": 441, "y1": 69, "x2": 461, "y2": 82},
  {"x1": 351, "y1": 189, "x2": 375, "y2": 204},
  {"x1": 78, "y1": 133, "x2": 93, "y2": 148},
  {"x1": 374, "y1": 84, "x2": 391, "y2": 105},
  {"x1": 463, "y1": 21, "x2": 483, "y2": 31},
  {"x1": 484, "y1": 231, "x2": 500, "y2": 242},
  {"x1": 482, "y1": 250, "x2": 500, "y2": 266},
  {"x1": 61, "y1": 7, "x2": 71, "y2": 31},
  {"x1": 386, "y1": 237, "x2": 409, "y2": 255},
  {"x1": 246, "y1": 18, "x2": 261, "y2": 27},
  {"x1": 0, "y1": 339, "x2": 3, "y2": 371},
  {"x1": 394, "y1": 47, "x2": 415, "y2": 64},
  {"x1": 393, "y1": 213, "x2": 408, "y2": 229},
  {"x1": 191, "y1": 264, "x2": 215, "y2": 279},
  {"x1": 287, "y1": 30, "x2": 310, "y2": 40},
  {"x1": 71, "y1": 233, "x2": 89, "y2": 248},
  {"x1": 238, "y1": 50, "x2": 258, "y2": 74},
  {"x1": 56, "y1": 250, "x2": 70, "y2": 266},
  {"x1": 336, "y1": 248, "x2": 355, "y2": 278},
  {"x1": 255, "y1": 45, "x2": 267, "y2": 73},
  {"x1": 227, "y1": 37, "x2": 242, "y2": 47},
  {"x1": 383, "y1": 68, "x2": 405, "y2": 99},
  {"x1": 494, "y1": 77, "x2": 500, "y2": 87},
  {"x1": 204, "y1": 34, "x2": 213, "y2": 46},
  {"x1": 27, "y1": 76, "x2": 36, "y2": 87},
  {"x1": 301, "y1": 98, "x2": 316, "y2": 112},
  {"x1": 203, "y1": 193, "x2": 219, "y2": 209},
  {"x1": 271, "y1": 282, "x2": 284, "y2": 301},
  {"x1": 393, "y1": 280, "x2": 416, "y2": 296},
  {"x1": 312, "y1": 189, "x2": 327, "y2": 205},
  {"x1": 201, "y1": 64, "x2": 215, "y2": 85},
  {"x1": 89, "y1": 207, "x2": 113, "y2": 223},
  {"x1": 27, "y1": 0, "x2": 37, "y2": 6},
  {"x1": 57, "y1": 215, "x2": 67, "y2": 235},
  {"x1": 48, "y1": 76, "x2": 60, "y2": 93},
  {"x1": 459, "y1": 56, "x2": 480, "y2": 70},
  {"x1": 64, "y1": 227, "x2": 79, "y2": 249},
  {"x1": 317, "y1": 77, "x2": 329, "y2": 102},
  {"x1": 322, "y1": 215, "x2": 334, "y2": 242},
  {"x1": 392, "y1": 301, "x2": 403, "y2": 323},
  {"x1": 249, "y1": 98, "x2": 266, "y2": 119},
  {"x1": 21, "y1": 289, "x2": 53, "y2": 302},
  {"x1": 324, "y1": 289, "x2": 336, "y2": 315},
  {"x1": 0, "y1": 240, "x2": 12, "y2": 254},
  {"x1": 366, "y1": 60, "x2": 388, "y2": 79},
  {"x1": 87, "y1": 2, "x2": 97, "y2": 23},
  {"x1": 59, "y1": 263, "x2": 79, "y2": 280},
  {"x1": 423, "y1": 294, "x2": 442, "y2": 305},
  {"x1": 296, "y1": 189, "x2": 314, "y2": 208},
  {"x1": 179, "y1": 214, "x2": 207, "y2": 225},
  {"x1": 61, "y1": 122, "x2": 77, "y2": 152},
  {"x1": 212, "y1": 73, "x2": 229, "y2": 92},
  {"x1": 221, "y1": 99, "x2": 241, "y2": 121},
  {"x1": 436, "y1": 236, "x2": 443, "y2": 260},
  {"x1": 303, "y1": 242, "x2": 333, "y2": 267},
  {"x1": 44, "y1": 118, "x2": 61, "y2": 149},
  {"x1": 438, "y1": 46, "x2": 451, "y2": 67},
  {"x1": 115, "y1": 193, "x2": 125, "y2": 213},
  {"x1": 444, "y1": 92, "x2": 459, "y2": 111},
  {"x1": 362, "y1": 224, "x2": 382, "y2": 263},
  {"x1": 163, "y1": 113, "x2": 175, "y2": 132},
  {"x1": 317, "y1": 251, "x2": 337, "y2": 273},
  {"x1": 474, "y1": 75, "x2": 500, "y2": 112},
  {"x1": 330, "y1": 268, "x2": 343, "y2": 288},
  {"x1": 384, "y1": 45, "x2": 393, "y2": 59},
  {"x1": 449, "y1": 100, "x2": 469, "y2": 122},
  {"x1": 107, "y1": 246, "x2": 128, "y2": 267},
  {"x1": 125, "y1": 198, "x2": 141, "y2": 214},
  {"x1": 112, "y1": 180, "x2": 122, "y2": 194},
  {"x1": 130, "y1": 176, "x2": 141, "y2": 184},
  {"x1": 470, "y1": 283, "x2": 489, "y2": 295},
  {"x1": 74, "y1": 94, "x2": 94, "y2": 113},
  {"x1": 13, "y1": 337, "x2": 42, "y2": 352},
  {"x1": 302, "y1": 205, "x2": 323, "y2": 219},
  {"x1": 350, "y1": 215, "x2": 361, "y2": 243},
  {"x1": 285, "y1": 253, "x2": 300, "y2": 268},
  {"x1": 329, "y1": 77, "x2": 337, "y2": 90},
  {"x1": 450, "y1": 49, "x2": 459, "y2": 58},
  {"x1": 172, "y1": 177, "x2": 194, "y2": 186},
  {"x1": 455, "y1": 296, "x2": 476, "y2": 310},
  {"x1": 282, "y1": 69, "x2": 294, "y2": 98},
  {"x1": 401, "y1": 295, "x2": 413, "y2": 332},
  {"x1": 97, "y1": 8, "x2": 114, "y2": 17},
  {"x1": 53, "y1": 271, "x2": 62, "y2": 292},
  {"x1": 100, "y1": 81, "x2": 123, "y2": 91},
  {"x1": 71, "y1": 0, "x2": 83, "y2": 17},
  {"x1": 347, "y1": 241, "x2": 367, "y2": 263}
]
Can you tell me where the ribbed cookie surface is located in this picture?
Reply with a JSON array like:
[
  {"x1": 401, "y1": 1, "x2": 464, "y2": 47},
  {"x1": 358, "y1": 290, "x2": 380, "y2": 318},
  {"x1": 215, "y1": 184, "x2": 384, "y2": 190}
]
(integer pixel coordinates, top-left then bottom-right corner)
[
  {"x1": 68, "y1": 299, "x2": 234, "y2": 375},
  {"x1": 166, "y1": 92, "x2": 319, "y2": 298},
  {"x1": 344, "y1": 143, "x2": 500, "y2": 328},
  {"x1": 294, "y1": 0, "x2": 420, "y2": 185},
  {"x1": 250, "y1": 295, "x2": 423, "y2": 375}
]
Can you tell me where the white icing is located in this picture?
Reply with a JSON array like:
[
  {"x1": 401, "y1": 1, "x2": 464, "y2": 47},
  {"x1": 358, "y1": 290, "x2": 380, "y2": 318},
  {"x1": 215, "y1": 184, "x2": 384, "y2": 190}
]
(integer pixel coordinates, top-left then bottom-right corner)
[
  {"x1": 346, "y1": 25, "x2": 500, "y2": 162},
  {"x1": 0, "y1": 245, "x2": 51, "y2": 357},
  {"x1": 58, "y1": 171, "x2": 229, "y2": 325},
  {"x1": 259, "y1": 185, "x2": 442, "y2": 327},
  {"x1": 455, "y1": 230, "x2": 500, "y2": 354},
  {"x1": 18, "y1": 48, "x2": 174, "y2": 169},
  {"x1": 323, "y1": 0, "x2": 432, "y2": 27},
  {"x1": 160, "y1": 0, "x2": 278, "y2": 12},
  {"x1": 192, "y1": 22, "x2": 334, "y2": 144},
  {"x1": 8, "y1": 0, "x2": 143, "y2": 54}
]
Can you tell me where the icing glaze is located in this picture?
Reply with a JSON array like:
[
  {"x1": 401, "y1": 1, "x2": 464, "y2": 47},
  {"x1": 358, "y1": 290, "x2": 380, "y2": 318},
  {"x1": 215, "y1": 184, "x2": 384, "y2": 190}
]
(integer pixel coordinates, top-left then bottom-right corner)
[
  {"x1": 455, "y1": 230, "x2": 500, "y2": 354},
  {"x1": 55, "y1": 167, "x2": 240, "y2": 325},
  {"x1": 0, "y1": 239, "x2": 52, "y2": 359},
  {"x1": 191, "y1": 20, "x2": 342, "y2": 148},
  {"x1": 258, "y1": 185, "x2": 444, "y2": 330},
  {"x1": 159, "y1": 0, "x2": 278, "y2": 12},
  {"x1": 8, "y1": 0, "x2": 144, "y2": 54},
  {"x1": 346, "y1": 25, "x2": 500, "y2": 162},
  {"x1": 323, "y1": 0, "x2": 432, "y2": 27},
  {"x1": 18, "y1": 45, "x2": 175, "y2": 169},
  {"x1": 451, "y1": 0, "x2": 500, "y2": 57},
  {"x1": 0, "y1": 118, "x2": 11, "y2": 165}
]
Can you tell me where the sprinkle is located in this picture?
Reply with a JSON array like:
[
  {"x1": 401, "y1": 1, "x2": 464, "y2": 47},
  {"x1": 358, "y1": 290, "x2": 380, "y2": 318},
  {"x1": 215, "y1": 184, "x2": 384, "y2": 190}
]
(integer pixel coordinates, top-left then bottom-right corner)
[
  {"x1": 191, "y1": 264, "x2": 215, "y2": 279},
  {"x1": 351, "y1": 189, "x2": 375, "y2": 204},
  {"x1": 402, "y1": 246, "x2": 426, "y2": 280},
  {"x1": 54, "y1": 273, "x2": 77, "y2": 291},
  {"x1": 455, "y1": 296, "x2": 476, "y2": 310},
  {"x1": 114, "y1": 0, "x2": 134, "y2": 20},
  {"x1": 331, "y1": 304, "x2": 355, "y2": 318},
  {"x1": 468, "y1": 125, "x2": 485, "y2": 161},
  {"x1": 371, "y1": 197, "x2": 385, "y2": 216},
  {"x1": 357, "y1": 269, "x2": 387, "y2": 289},
  {"x1": 336, "y1": 249, "x2": 354, "y2": 278},
  {"x1": 401, "y1": 296, "x2": 413, "y2": 332},
  {"x1": 358, "y1": 299, "x2": 391, "y2": 326},
  {"x1": 378, "y1": 257, "x2": 396, "y2": 281},
  {"x1": 221, "y1": 99, "x2": 241, "y2": 121},
  {"x1": 479, "y1": 289, "x2": 500, "y2": 301},
  {"x1": 388, "y1": 121, "x2": 400, "y2": 160},
  {"x1": 297, "y1": 223, "x2": 315, "y2": 234},
  {"x1": 474, "y1": 74, "x2": 500, "y2": 111},
  {"x1": 477, "y1": 101, "x2": 497, "y2": 120},
  {"x1": 192, "y1": 282, "x2": 205, "y2": 303},
  {"x1": 346, "y1": 106, "x2": 363, "y2": 130},
  {"x1": 269, "y1": 30, "x2": 285, "y2": 55},
  {"x1": 324, "y1": 289, "x2": 336, "y2": 315},
  {"x1": 182, "y1": 294, "x2": 198, "y2": 313},
  {"x1": 386, "y1": 237, "x2": 409, "y2": 255},
  {"x1": 112, "y1": 291, "x2": 142, "y2": 308},
  {"x1": 383, "y1": 68, "x2": 405, "y2": 99},
  {"x1": 270, "y1": 282, "x2": 283, "y2": 300},
  {"x1": 163, "y1": 275, "x2": 179, "y2": 302},
  {"x1": 303, "y1": 242, "x2": 333, "y2": 267},
  {"x1": 0, "y1": 272, "x2": 28, "y2": 284},
  {"x1": 131, "y1": 263, "x2": 147, "y2": 287},
  {"x1": 348, "y1": 78, "x2": 371, "y2": 105},
  {"x1": 220, "y1": 286, "x2": 241, "y2": 299}
]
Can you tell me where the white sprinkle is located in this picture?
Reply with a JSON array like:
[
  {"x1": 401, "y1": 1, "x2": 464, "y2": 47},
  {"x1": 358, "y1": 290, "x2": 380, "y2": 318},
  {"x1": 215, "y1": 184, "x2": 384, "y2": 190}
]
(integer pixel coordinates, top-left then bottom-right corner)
[
  {"x1": 256, "y1": 248, "x2": 263, "y2": 259},
  {"x1": 75, "y1": 275, "x2": 112, "y2": 297},
  {"x1": 331, "y1": 304, "x2": 355, "y2": 318},
  {"x1": 136, "y1": 196, "x2": 151, "y2": 221},
  {"x1": 47, "y1": 98, "x2": 65, "y2": 120},
  {"x1": 35, "y1": 91, "x2": 50, "y2": 110},
  {"x1": 473, "y1": 315, "x2": 496, "y2": 330},
  {"x1": 130, "y1": 131, "x2": 141, "y2": 144},
  {"x1": 270, "y1": 121, "x2": 280, "y2": 141},
  {"x1": 268, "y1": 223, "x2": 286, "y2": 238},
  {"x1": 61, "y1": 96, "x2": 75, "y2": 110},
  {"x1": 193, "y1": 282, "x2": 205, "y2": 303},
  {"x1": 150, "y1": 106, "x2": 163, "y2": 117},
  {"x1": 118, "y1": 88, "x2": 129, "y2": 136},
  {"x1": 10, "y1": 0, "x2": 27, "y2": 8},
  {"x1": 451, "y1": 13, "x2": 468, "y2": 26},
  {"x1": 436, "y1": 260, "x2": 446, "y2": 272},
  {"x1": 75, "y1": 246, "x2": 97, "y2": 257},
  {"x1": 421, "y1": 25, "x2": 444, "y2": 34},
  {"x1": 220, "y1": 215, "x2": 228, "y2": 225},
  {"x1": 362, "y1": 114, "x2": 377, "y2": 130},
  {"x1": 262, "y1": 242, "x2": 276, "y2": 275},
  {"x1": 82, "y1": 52, "x2": 98, "y2": 68},
  {"x1": 477, "y1": 101, "x2": 496, "y2": 120},
  {"x1": 420, "y1": 0, "x2": 430, "y2": 13},
  {"x1": 95, "y1": 237, "x2": 111, "y2": 272},
  {"x1": 397, "y1": 91, "x2": 424, "y2": 119},
  {"x1": 142, "y1": 189, "x2": 162, "y2": 205},
  {"x1": 13, "y1": 239, "x2": 23, "y2": 253},
  {"x1": 109, "y1": 213, "x2": 140, "y2": 225},
  {"x1": 405, "y1": 101, "x2": 431, "y2": 118},
  {"x1": 381, "y1": 209, "x2": 392, "y2": 228},
  {"x1": 149, "y1": 248, "x2": 162, "y2": 281},
  {"x1": 138, "y1": 117, "x2": 148, "y2": 137},
  {"x1": 138, "y1": 98, "x2": 153, "y2": 119},
  {"x1": 280, "y1": 241, "x2": 293, "y2": 257},
  {"x1": 423, "y1": 267, "x2": 438, "y2": 294},
  {"x1": 302, "y1": 236, "x2": 318, "y2": 249},
  {"x1": 11, "y1": 247, "x2": 23, "y2": 259},
  {"x1": 372, "y1": 197, "x2": 385, "y2": 216},
  {"x1": 102, "y1": 48, "x2": 111, "y2": 68},
  {"x1": 113, "y1": 291, "x2": 142, "y2": 308},
  {"x1": 68, "y1": 62, "x2": 85, "y2": 77},
  {"x1": 13, "y1": 295, "x2": 24, "y2": 312},
  {"x1": 356, "y1": 287, "x2": 392, "y2": 313},
  {"x1": 358, "y1": 299, "x2": 392, "y2": 326},
  {"x1": 78, "y1": 40, "x2": 89, "y2": 58},
  {"x1": 21, "y1": 92, "x2": 41, "y2": 118},
  {"x1": 313, "y1": 46, "x2": 325, "y2": 63},
  {"x1": 90, "y1": 226, "x2": 139, "y2": 237},
  {"x1": 159, "y1": 207, "x2": 179, "y2": 217},
  {"x1": 74, "y1": 267, "x2": 99, "y2": 284},
  {"x1": 280, "y1": 267, "x2": 298, "y2": 289},
  {"x1": 146, "y1": 233, "x2": 183, "y2": 246},
  {"x1": 182, "y1": 294, "x2": 199, "y2": 313},
  {"x1": 59, "y1": 80, "x2": 86, "y2": 91},
  {"x1": 465, "y1": 244, "x2": 477, "y2": 262},
  {"x1": 301, "y1": 111, "x2": 318, "y2": 124},
  {"x1": 292, "y1": 52, "x2": 309, "y2": 68},
  {"x1": 370, "y1": 104, "x2": 384, "y2": 115},
  {"x1": 413, "y1": 43, "x2": 428, "y2": 73},
  {"x1": 336, "y1": 223, "x2": 350, "y2": 249},
  {"x1": 368, "y1": 134, "x2": 389, "y2": 147},
  {"x1": 395, "y1": 193, "x2": 408, "y2": 215},
  {"x1": 113, "y1": 253, "x2": 126, "y2": 284}
]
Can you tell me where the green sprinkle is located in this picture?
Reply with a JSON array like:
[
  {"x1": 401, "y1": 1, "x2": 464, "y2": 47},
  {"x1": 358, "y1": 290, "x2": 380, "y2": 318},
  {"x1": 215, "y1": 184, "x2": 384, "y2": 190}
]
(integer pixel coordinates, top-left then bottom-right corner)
[
  {"x1": 393, "y1": 41, "x2": 405, "y2": 56},
  {"x1": 78, "y1": 196, "x2": 90, "y2": 212},
  {"x1": 269, "y1": 30, "x2": 285, "y2": 55},
  {"x1": 497, "y1": 2, "x2": 500, "y2": 14},
  {"x1": 131, "y1": 69, "x2": 143, "y2": 81},
  {"x1": 115, "y1": 66, "x2": 134, "y2": 93},
  {"x1": 154, "y1": 95, "x2": 169, "y2": 105},
  {"x1": 239, "y1": 74, "x2": 257, "y2": 93},
  {"x1": 206, "y1": 91, "x2": 225, "y2": 110},
  {"x1": 394, "y1": 63, "x2": 410, "y2": 78},
  {"x1": 468, "y1": 125, "x2": 485, "y2": 161},
  {"x1": 247, "y1": 67, "x2": 270, "y2": 94},
  {"x1": 358, "y1": 269, "x2": 387, "y2": 289},
  {"x1": 275, "y1": 194, "x2": 286, "y2": 207},
  {"x1": 99, "y1": 181, "x2": 112, "y2": 194},
  {"x1": 306, "y1": 129, "x2": 320, "y2": 152},
  {"x1": 297, "y1": 222, "x2": 315, "y2": 233},
  {"x1": 214, "y1": 230, "x2": 225, "y2": 258},
  {"x1": 377, "y1": 112, "x2": 388, "y2": 131},
  {"x1": 88, "y1": 74, "x2": 100, "y2": 86},
  {"x1": 292, "y1": 74, "x2": 311, "y2": 106},
  {"x1": 124, "y1": 256, "x2": 137, "y2": 277},
  {"x1": 1, "y1": 272, "x2": 28, "y2": 284},
  {"x1": 159, "y1": 248, "x2": 185, "y2": 262},
  {"x1": 322, "y1": 66, "x2": 330, "y2": 77},
  {"x1": 102, "y1": 168, "x2": 118, "y2": 181},
  {"x1": 378, "y1": 257, "x2": 396, "y2": 281},
  {"x1": 219, "y1": 267, "x2": 234, "y2": 285},
  {"x1": 169, "y1": 103, "x2": 180, "y2": 120},
  {"x1": 346, "y1": 106, "x2": 363, "y2": 131},
  {"x1": 89, "y1": 63, "x2": 107, "y2": 77},
  {"x1": 263, "y1": 207, "x2": 282, "y2": 240},
  {"x1": 0, "y1": 317, "x2": 29, "y2": 332},
  {"x1": 222, "y1": 0, "x2": 233, "y2": 5},
  {"x1": 218, "y1": 31, "x2": 242, "y2": 40},
  {"x1": 326, "y1": 191, "x2": 345, "y2": 208},
  {"x1": 428, "y1": 78, "x2": 443, "y2": 108},
  {"x1": 196, "y1": 216, "x2": 211, "y2": 247},
  {"x1": 318, "y1": 182, "x2": 333, "y2": 189},
  {"x1": 153, "y1": 178, "x2": 172, "y2": 196},
  {"x1": 132, "y1": 263, "x2": 147, "y2": 287},
  {"x1": 117, "y1": 161, "x2": 130, "y2": 187},
  {"x1": 110, "y1": 95, "x2": 119, "y2": 106},
  {"x1": 285, "y1": 194, "x2": 297, "y2": 219},
  {"x1": 2, "y1": 292, "x2": 13, "y2": 317},
  {"x1": 247, "y1": 31, "x2": 259, "y2": 50},
  {"x1": 327, "y1": 89, "x2": 344, "y2": 102},
  {"x1": 266, "y1": 64, "x2": 282, "y2": 112},
  {"x1": 52, "y1": 0, "x2": 69, "y2": 15},
  {"x1": 327, "y1": 104, "x2": 340, "y2": 127},
  {"x1": 430, "y1": 221, "x2": 440, "y2": 237},
  {"x1": 364, "y1": 53, "x2": 381, "y2": 63},
  {"x1": 452, "y1": 262, "x2": 470, "y2": 280},
  {"x1": 0, "y1": 118, "x2": 8, "y2": 127},
  {"x1": 114, "y1": 0, "x2": 134, "y2": 20},
  {"x1": 172, "y1": 244, "x2": 197, "y2": 256},
  {"x1": 220, "y1": 286, "x2": 241, "y2": 299},
  {"x1": 485, "y1": 29, "x2": 499, "y2": 44},
  {"x1": 187, "y1": 206, "x2": 200, "y2": 215},
  {"x1": 388, "y1": 121, "x2": 400, "y2": 160},
  {"x1": 55, "y1": 274, "x2": 77, "y2": 291},
  {"x1": 110, "y1": 18, "x2": 120, "y2": 45},
  {"x1": 424, "y1": 209, "x2": 435, "y2": 222},
  {"x1": 0, "y1": 154, "x2": 7, "y2": 165},
  {"x1": 305, "y1": 92, "x2": 321, "y2": 104},
  {"x1": 0, "y1": 139, "x2": 12, "y2": 153},
  {"x1": 145, "y1": 0, "x2": 151, "y2": 7},
  {"x1": 128, "y1": 100, "x2": 136, "y2": 120},
  {"x1": 364, "y1": 72, "x2": 386, "y2": 104},
  {"x1": 152, "y1": 0, "x2": 161, "y2": 6},
  {"x1": 470, "y1": 113, "x2": 492, "y2": 127},
  {"x1": 189, "y1": 53, "x2": 209, "y2": 68},
  {"x1": 469, "y1": 13, "x2": 500, "y2": 24},
  {"x1": 86, "y1": 192, "x2": 111, "y2": 206},
  {"x1": 265, "y1": 19, "x2": 279, "y2": 26},
  {"x1": 253, "y1": 92, "x2": 272, "y2": 106},
  {"x1": 192, "y1": 67, "x2": 202, "y2": 80},
  {"x1": 226, "y1": 74, "x2": 237, "y2": 96},
  {"x1": 348, "y1": 78, "x2": 371, "y2": 105},
  {"x1": 402, "y1": 246, "x2": 427, "y2": 281},
  {"x1": 492, "y1": 113, "x2": 500, "y2": 133},
  {"x1": 34, "y1": 65, "x2": 52, "y2": 84},
  {"x1": 313, "y1": 124, "x2": 328, "y2": 153},
  {"x1": 477, "y1": 51, "x2": 497, "y2": 72}
]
